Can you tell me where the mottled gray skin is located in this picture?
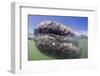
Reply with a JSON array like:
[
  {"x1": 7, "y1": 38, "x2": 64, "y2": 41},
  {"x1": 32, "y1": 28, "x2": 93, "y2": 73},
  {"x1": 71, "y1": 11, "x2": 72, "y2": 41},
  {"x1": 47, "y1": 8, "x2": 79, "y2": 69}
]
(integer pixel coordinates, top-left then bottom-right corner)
[{"x1": 34, "y1": 20, "x2": 80, "y2": 59}]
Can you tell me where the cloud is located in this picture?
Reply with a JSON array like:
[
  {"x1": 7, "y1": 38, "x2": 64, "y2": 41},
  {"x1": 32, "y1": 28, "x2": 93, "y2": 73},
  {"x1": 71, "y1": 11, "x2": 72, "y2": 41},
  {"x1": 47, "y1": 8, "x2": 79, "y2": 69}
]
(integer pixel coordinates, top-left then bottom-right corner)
[
  {"x1": 80, "y1": 31, "x2": 88, "y2": 36},
  {"x1": 74, "y1": 31, "x2": 88, "y2": 36}
]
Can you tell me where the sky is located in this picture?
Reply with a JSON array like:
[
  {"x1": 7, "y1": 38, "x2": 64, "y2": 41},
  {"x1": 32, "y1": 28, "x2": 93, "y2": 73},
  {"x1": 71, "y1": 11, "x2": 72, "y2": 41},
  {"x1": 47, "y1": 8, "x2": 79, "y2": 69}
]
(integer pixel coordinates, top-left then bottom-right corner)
[{"x1": 28, "y1": 15, "x2": 88, "y2": 36}]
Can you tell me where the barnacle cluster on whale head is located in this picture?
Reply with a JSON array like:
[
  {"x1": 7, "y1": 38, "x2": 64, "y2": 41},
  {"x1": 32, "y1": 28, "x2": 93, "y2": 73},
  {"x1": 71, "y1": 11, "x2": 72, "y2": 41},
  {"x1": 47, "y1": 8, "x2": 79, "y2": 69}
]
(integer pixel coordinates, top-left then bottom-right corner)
[{"x1": 33, "y1": 20, "x2": 80, "y2": 59}]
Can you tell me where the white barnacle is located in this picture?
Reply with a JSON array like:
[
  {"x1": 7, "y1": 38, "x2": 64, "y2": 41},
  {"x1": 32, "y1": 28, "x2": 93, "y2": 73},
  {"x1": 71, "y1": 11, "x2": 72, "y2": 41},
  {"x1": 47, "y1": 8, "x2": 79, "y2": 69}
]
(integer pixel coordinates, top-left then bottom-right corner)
[
  {"x1": 68, "y1": 43, "x2": 73, "y2": 48},
  {"x1": 63, "y1": 43, "x2": 68, "y2": 46},
  {"x1": 52, "y1": 42, "x2": 55, "y2": 46},
  {"x1": 49, "y1": 36, "x2": 55, "y2": 40}
]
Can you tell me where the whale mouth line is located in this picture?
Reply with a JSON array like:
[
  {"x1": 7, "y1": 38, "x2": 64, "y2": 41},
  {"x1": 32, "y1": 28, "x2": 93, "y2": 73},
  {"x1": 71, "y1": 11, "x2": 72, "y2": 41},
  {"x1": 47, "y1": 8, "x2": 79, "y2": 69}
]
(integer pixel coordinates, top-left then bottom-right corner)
[{"x1": 34, "y1": 28, "x2": 75, "y2": 37}]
